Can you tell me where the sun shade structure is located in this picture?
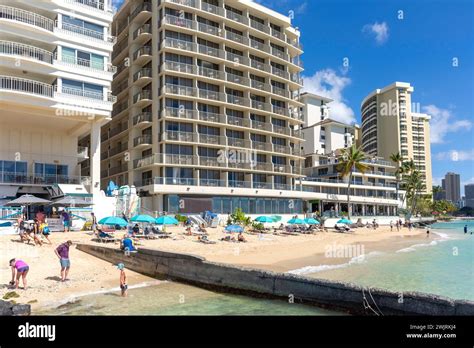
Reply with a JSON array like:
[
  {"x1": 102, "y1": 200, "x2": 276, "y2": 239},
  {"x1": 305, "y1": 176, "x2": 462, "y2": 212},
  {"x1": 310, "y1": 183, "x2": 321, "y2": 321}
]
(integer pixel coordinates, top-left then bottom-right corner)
[
  {"x1": 98, "y1": 216, "x2": 128, "y2": 227},
  {"x1": 304, "y1": 218, "x2": 320, "y2": 224},
  {"x1": 5, "y1": 194, "x2": 51, "y2": 206},
  {"x1": 130, "y1": 214, "x2": 156, "y2": 223},
  {"x1": 254, "y1": 216, "x2": 276, "y2": 223},
  {"x1": 155, "y1": 216, "x2": 179, "y2": 225},
  {"x1": 337, "y1": 219, "x2": 353, "y2": 225},
  {"x1": 287, "y1": 218, "x2": 305, "y2": 225},
  {"x1": 50, "y1": 196, "x2": 92, "y2": 207},
  {"x1": 225, "y1": 225, "x2": 244, "y2": 233}
]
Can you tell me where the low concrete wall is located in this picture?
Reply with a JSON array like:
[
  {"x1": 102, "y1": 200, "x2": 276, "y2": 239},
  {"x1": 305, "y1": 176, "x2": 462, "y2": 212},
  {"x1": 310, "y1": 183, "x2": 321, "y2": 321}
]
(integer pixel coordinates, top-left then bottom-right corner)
[{"x1": 76, "y1": 244, "x2": 474, "y2": 316}]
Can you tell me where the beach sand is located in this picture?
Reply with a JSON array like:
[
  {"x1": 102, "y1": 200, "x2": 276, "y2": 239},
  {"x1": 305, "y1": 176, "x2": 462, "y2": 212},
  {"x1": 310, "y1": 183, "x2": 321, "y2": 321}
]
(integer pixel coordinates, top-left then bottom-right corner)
[{"x1": 0, "y1": 224, "x2": 433, "y2": 311}]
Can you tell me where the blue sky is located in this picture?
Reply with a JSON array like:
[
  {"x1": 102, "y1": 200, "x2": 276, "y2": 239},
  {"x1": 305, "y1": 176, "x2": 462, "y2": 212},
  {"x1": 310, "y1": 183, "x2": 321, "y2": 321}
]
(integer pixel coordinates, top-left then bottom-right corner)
[{"x1": 113, "y1": 0, "x2": 474, "y2": 194}]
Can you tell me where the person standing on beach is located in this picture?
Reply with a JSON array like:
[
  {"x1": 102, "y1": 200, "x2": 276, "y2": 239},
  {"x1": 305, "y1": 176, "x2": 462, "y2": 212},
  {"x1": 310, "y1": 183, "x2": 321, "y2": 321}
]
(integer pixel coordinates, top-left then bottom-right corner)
[
  {"x1": 390, "y1": 221, "x2": 394, "y2": 232},
  {"x1": 61, "y1": 210, "x2": 70, "y2": 232},
  {"x1": 55, "y1": 240, "x2": 73, "y2": 282},
  {"x1": 91, "y1": 212, "x2": 98, "y2": 232},
  {"x1": 117, "y1": 263, "x2": 127, "y2": 297},
  {"x1": 9, "y1": 258, "x2": 29, "y2": 290}
]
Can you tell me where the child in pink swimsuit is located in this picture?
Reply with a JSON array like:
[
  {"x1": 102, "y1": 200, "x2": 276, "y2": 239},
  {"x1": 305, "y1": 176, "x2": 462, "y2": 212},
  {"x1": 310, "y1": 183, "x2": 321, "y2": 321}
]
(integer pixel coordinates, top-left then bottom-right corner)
[{"x1": 9, "y1": 258, "x2": 29, "y2": 290}]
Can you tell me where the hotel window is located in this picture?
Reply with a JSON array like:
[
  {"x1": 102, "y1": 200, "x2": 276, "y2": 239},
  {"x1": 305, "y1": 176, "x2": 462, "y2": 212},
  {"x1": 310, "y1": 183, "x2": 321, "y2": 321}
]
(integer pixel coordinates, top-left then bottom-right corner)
[
  {"x1": 62, "y1": 79, "x2": 103, "y2": 99},
  {"x1": 62, "y1": 15, "x2": 104, "y2": 40},
  {"x1": 34, "y1": 163, "x2": 68, "y2": 184},
  {"x1": 165, "y1": 167, "x2": 193, "y2": 180},
  {"x1": 0, "y1": 160, "x2": 27, "y2": 183},
  {"x1": 61, "y1": 47, "x2": 105, "y2": 70},
  {"x1": 165, "y1": 144, "x2": 193, "y2": 155}
]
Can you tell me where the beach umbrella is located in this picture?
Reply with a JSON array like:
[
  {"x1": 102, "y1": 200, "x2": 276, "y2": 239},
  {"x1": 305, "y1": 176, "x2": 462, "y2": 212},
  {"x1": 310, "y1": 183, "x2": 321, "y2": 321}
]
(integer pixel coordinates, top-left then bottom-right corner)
[
  {"x1": 225, "y1": 225, "x2": 244, "y2": 233},
  {"x1": 304, "y1": 218, "x2": 320, "y2": 225},
  {"x1": 337, "y1": 218, "x2": 353, "y2": 225},
  {"x1": 255, "y1": 216, "x2": 276, "y2": 223},
  {"x1": 287, "y1": 218, "x2": 305, "y2": 225},
  {"x1": 155, "y1": 216, "x2": 179, "y2": 225},
  {"x1": 5, "y1": 194, "x2": 52, "y2": 220},
  {"x1": 271, "y1": 215, "x2": 282, "y2": 222},
  {"x1": 130, "y1": 214, "x2": 156, "y2": 223},
  {"x1": 98, "y1": 216, "x2": 128, "y2": 227},
  {"x1": 50, "y1": 196, "x2": 92, "y2": 207}
]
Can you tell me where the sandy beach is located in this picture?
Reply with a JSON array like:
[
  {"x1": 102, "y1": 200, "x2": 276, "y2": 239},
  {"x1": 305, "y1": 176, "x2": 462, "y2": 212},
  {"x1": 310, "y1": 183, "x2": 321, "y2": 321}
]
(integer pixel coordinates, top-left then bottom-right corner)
[{"x1": 0, "y1": 224, "x2": 433, "y2": 311}]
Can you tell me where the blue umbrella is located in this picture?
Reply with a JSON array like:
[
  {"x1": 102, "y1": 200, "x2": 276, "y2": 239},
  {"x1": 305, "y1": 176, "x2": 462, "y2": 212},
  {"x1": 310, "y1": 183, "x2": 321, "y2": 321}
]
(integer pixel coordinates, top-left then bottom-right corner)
[
  {"x1": 225, "y1": 225, "x2": 244, "y2": 233},
  {"x1": 130, "y1": 214, "x2": 156, "y2": 223},
  {"x1": 287, "y1": 218, "x2": 305, "y2": 225},
  {"x1": 337, "y1": 219, "x2": 353, "y2": 225},
  {"x1": 304, "y1": 218, "x2": 320, "y2": 225},
  {"x1": 271, "y1": 215, "x2": 282, "y2": 222},
  {"x1": 98, "y1": 216, "x2": 128, "y2": 227},
  {"x1": 255, "y1": 216, "x2": 276, "y2": 223},
  {"x1": 155, "y1": 216, "x2": 179, "y2": 225}
]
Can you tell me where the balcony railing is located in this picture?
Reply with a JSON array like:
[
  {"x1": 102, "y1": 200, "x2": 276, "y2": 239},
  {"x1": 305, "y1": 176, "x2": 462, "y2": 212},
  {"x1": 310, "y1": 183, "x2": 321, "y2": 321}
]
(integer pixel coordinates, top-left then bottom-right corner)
[
  {"x1": 164, "y1": 14, "x2": 195, "y2": 30},
  {"x1": 63, "y1": 0, "x2": 115, "y2": 13},
  {"x1": 200, "y1": 1, "x2": 225, "y2": 16},
  {"x1": 162, "y1": 131, "x2": 196, "y2": 143},
  {"x1": 162, "y1": 107, "x2": 197, "y2": 120},
  {"x1": 164, "y1": 84, "x2": 197, "y2": 97},
  {"x1": 0, "y1": 5, "x2": 54, "y2": 31},
  {"x1": 133, "y1": 46, "x2": 152, "y2": 60},
  {"x1": 133, "y1": 112, "x2": 153, "y2": 125},
  {"x1": 0, "y1": 172, "x2": 90, "y2": 186},
  {"x1": 0, "y1": 41, "x2": 53, "y2": 64},
  {"x1": 0, "y1": 75, "x2": 54, "y2": 97},
  {"x1": 133, "y1": 135, "x2": 152, "y2": 147}
]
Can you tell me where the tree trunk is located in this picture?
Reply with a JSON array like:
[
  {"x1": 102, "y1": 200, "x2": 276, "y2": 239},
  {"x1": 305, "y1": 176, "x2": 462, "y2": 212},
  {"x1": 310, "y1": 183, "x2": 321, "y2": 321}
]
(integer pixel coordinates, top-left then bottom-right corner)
[{"x1": 347, "y1": 172, "x2": 352, "y2": 220}]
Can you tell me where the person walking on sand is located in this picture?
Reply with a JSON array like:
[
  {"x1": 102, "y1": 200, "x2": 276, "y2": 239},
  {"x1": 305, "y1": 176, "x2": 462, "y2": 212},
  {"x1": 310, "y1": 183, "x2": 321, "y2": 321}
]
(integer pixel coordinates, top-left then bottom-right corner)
[
  {"x1": 61, "y1": 210, "x2": 70, "y2": 232},
  {"x1": 9, "y1": 258, "x2": 29, "y2": 290},
  {"x1": 390, "y1": 221, "x2": 394, "y2": 232},
  {"x1": 117, "y1": 263, "x2": 127, "y2": 297},
  {"x1": 55, "y1": 240, "x2": 72, "y2": 282}
]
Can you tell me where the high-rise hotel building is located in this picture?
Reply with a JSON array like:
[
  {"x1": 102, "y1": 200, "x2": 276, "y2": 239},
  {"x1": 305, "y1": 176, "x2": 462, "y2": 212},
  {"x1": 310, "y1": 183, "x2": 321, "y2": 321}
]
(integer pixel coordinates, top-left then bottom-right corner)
[
  {"x1": 105, "y1": 0, "x2": 305, "y2": 214},
  {"x1": 360, "y1": 82, "x2": 432, "y2": 194},
  {"x1": 0, "y1": 0, "x2": 115, "y2": 204}
]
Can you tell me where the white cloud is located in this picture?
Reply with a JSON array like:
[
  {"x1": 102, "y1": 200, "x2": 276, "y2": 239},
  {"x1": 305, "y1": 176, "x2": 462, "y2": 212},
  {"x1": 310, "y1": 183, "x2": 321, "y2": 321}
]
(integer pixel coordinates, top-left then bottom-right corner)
[
  {"x1": 423, "y1": 105, "x2": 472, "y2": 144},
  {"x1": 435, "y1": 149, "x2": 474, "y2": 161},
  {"x1": 362, "y1": 22, "x2": 389, "y2": 45},
  {"x1": 302, "y1": 69, "x2": 356, "y2": 124}
]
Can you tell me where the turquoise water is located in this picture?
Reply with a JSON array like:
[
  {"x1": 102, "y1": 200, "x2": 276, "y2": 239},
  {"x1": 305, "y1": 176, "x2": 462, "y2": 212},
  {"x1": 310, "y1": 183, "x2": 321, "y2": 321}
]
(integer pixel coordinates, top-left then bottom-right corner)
[
  {"x1": 37, "y1": 280, "x2": 342, "y2": 316},
  {"x1": 305, "y1": 220, "x2": 474, "y2": 300}
]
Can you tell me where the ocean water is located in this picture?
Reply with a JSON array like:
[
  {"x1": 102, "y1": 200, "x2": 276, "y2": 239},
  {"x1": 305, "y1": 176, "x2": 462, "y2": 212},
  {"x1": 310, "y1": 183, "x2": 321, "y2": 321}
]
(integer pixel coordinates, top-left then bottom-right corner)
[
  {"x1": 36, "y1": 279, "x2": 342, "y2": 316},
  {"x1": 298, "y1": 220, "x2": 474, "y2": 301}
]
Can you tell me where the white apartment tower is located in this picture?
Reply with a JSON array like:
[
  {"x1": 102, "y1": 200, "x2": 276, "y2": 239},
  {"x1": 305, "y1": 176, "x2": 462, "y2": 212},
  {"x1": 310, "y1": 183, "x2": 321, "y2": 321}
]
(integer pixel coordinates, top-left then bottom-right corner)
[
  {"x1": 105, "y1": 0, "x2": 306, "y2": 215},
  {"x1": 0, "y1": 0, "x2": 115, "y2": 204}
]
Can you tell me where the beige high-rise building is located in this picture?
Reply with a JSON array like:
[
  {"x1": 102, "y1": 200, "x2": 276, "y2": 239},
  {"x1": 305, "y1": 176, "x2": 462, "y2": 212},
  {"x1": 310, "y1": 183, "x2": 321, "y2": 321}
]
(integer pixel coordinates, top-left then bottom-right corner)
[
  {"x1": 360, "y1": 82, "x2": 432, "y2": 194},
  {"x1": 104, "y1": 0, "x2": 306, "y2": 214}
]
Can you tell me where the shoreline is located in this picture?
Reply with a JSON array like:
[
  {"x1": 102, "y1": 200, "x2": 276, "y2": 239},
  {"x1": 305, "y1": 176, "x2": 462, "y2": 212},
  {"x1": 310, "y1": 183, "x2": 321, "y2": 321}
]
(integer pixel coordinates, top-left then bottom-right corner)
[{"x1": 0, "y1": 225, "x2": 437, "y2": 313}]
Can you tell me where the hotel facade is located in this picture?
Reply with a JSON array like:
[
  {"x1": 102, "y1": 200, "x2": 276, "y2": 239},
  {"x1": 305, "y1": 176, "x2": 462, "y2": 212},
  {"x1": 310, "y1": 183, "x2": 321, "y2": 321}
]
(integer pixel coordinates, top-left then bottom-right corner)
[
  {"x1": 105, "y1": 0, "x2": 307, "y2": 215},
  {"x1": 360, "y1": 82, "x2": 433, "y2": 194},
  {"x1": 0, "y1": 0, "x2": 115, "y2": 205}
]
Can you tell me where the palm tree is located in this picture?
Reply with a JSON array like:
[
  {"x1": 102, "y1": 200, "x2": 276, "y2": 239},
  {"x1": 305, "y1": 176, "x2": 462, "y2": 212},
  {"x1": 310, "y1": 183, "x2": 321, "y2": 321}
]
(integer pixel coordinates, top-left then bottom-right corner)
[
  {"x1": 336, "y1": 145, "x2": 370, "y2": 219},
  {"x1": 432, "y1": 185, "x2": 443, "y2": 200},
  {"x1": 400, "y1": 159, "x2": 416, "y2": 207},
  {"x1": 405, "y1": 170, "x2": 425, "y2": 216},
  {"x1": 390, "y1": 152, "x2": 404, "y2": 210}
]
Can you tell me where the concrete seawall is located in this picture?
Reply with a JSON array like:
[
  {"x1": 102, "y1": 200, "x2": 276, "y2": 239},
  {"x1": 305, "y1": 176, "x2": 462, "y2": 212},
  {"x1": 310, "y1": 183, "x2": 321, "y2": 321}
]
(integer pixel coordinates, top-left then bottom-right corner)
[{"x1": 76, "y1": 244, "x2": 474, "y2": 316}]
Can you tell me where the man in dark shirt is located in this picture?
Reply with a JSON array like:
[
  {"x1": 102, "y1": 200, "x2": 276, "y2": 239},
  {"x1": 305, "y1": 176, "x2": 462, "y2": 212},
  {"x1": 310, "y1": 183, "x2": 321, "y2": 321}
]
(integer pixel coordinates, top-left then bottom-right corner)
[{"x1": 54, "y1": 240, "x2": 73, "y2": 282}]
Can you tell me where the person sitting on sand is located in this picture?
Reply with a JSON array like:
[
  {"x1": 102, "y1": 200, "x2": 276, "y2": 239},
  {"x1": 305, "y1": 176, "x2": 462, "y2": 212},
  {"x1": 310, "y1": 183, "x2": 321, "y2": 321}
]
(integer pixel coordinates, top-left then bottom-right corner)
[
  {"x1": 200, "y1": 223, "x2": 208, "y2": 235},
  {"x1": 237, "y1": 233, "x2": 246, "y2": 243},
  {"x1": 30, "y1": 220, "x2": 43, "y2": 246},
  {"x1": 121, "y1": 235, "x2": 136, "y2": 252},
  {"x1": 117, "y1": 263, "x2": 127, "y2": 297},
  {"x1": 132, "y1": 224, "x2": 140, "y2": 237},
  {"x1": 220, "y1": 235, "x2": 236, "y2": 242},
  {"x1": 17, "y1": 218, "x2": 31, "y2": 243},
  {"x1": 9, "y1": 258, "x2": 29, "y2": 290}
]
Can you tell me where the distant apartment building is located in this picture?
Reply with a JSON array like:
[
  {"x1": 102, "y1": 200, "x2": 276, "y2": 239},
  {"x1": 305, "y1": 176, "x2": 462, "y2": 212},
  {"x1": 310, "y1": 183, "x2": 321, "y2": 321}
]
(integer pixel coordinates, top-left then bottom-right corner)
[
  {"x1": 465, "y1": 184, "x2": 474, "y2": 208},
  {"x1": 0, "y1": 0, "x2": 115, "y2": 204},
  {"x1": 299, "y1": 93, "x2": 403, "y2": 216},
  {"x1": 105, "y1": 0, "x2": 307, "y2": 215},
  {"x1": 444, "y1": 172, "x2": 461, "y2": 203},
  {"x1": 360, "y1": 82, "x2": 432, "y2": 194}
]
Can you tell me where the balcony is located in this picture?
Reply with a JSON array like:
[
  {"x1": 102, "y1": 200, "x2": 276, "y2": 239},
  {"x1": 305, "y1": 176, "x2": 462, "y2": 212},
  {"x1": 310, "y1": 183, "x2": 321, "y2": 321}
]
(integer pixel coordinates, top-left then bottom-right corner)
[
  {"x1": 199, "y1": 111, "x2": 226, "y2": 124},
  {"x1": 0, "y1": 75, "x2": 54, "y2": 98},
  {"x1": 164, "y1": 84, "x2": 197, "y2": 97},
  {"x1": 252, "y1": 140, "x2": 272, "y2": 152},
  {"x1": 62, "y1": 0, "x2": 115, "y2": 14},
  {"x1": 162, "y1": 131, "x2": 196, "y2": 143},
  {"x1": 271, "y1": 29, "x2": 286, "y2": 42},
  {"x1": 133, "y1": 68, "x2": 152, "y2": 85},
  {"x1": 199, "y1": 44, "x2": 225, "y2": 59},
  {"x1": 108, "y1": 164, "x2": 128, "y2": 176},
  {"x1": 227, "y1": 137, "x2": 251, "y2": 149},
  {"x1": 165, "y1": 154, "x2": 197, "y2": 166},
  {"x1": 226, "y1": 31, "x2": 249, "y2": 46},
  {"x1": 198, "y1": 89, "x2": 225, "y2": 102},
  {"x1": 109, "y1": 123, "x2": 128, "y2": 138},
  {"x1": 57, "y1": 21, "x2": 115, "y2": 45},
  {"x1": 133, "y1": 46, "x2": 152, "y2": 63},
  {"x1": 198, "y1": 22, "x2": 221, "y2": 37},
  {"x1": 77, "y1": 146, "x2": 89, "y2": 160},
  {"x1": 133, "y1": 135, "x2": 152, "y2": 147},
  {"x1": 0, "y1": 172, "x2": 90, "y2": 186},
  {"x1": 227, "y1": 95, "x2": 249, "y2": 107},
  {"x1": 130, "y1": 1, "x2": 152, "y2": 23},
  {"x1": 227, "y1": 116, "x2": 250, "y2": 128},
  {"x1": 199, "y1": 156, "x2": 226, "y2": 168},
  {"x1": 200, "y1": 1, "x2": 224, "y2": 16},
  {"x1": 133, "y1": 112, "x2": 153, "y2": 126},
  {"x1": 198, "y1": 66, "x2": 224, "y2": 79},
  {"x1": 226, "y1": 73, "x2": 249, "y2": 86},
  {"x1": 108, "y1": 143, "x2": 128, "y2": 157},
  {"x1": 133, "y1": 24, "x2": 152, "y2": 41},
  {"x1": 162, "y1": 38, "x2": 196, "y2": 52},
  {"x1": 250, "y1": 19, "x2": 270, "y2": 34},
  {"x1": 0, "y1": 5, "x2": 55, "y2": 32},
  {"x1": 226, "y1": 10, "x2": 249, "y2": 25},
  {"x1": 162, "y1": 107, "x2": 198, "y2": 120},
  {"x1": 164, "y1": 60, "x2": 196, "y2": 74},
  {"x1": 55, "y1": 54, "x2": 116, "y2": 74},
  {"x1": 0, "y1": 41, "x2": 53, "y2": 64},
  {"x1": 164, "y1": 14, "x2": 195, "y2": 30},
  {"x1": 133, "y1": 90, "x2": 152, "y2": 105},
  {"x1": 198, "y1": 134, "x2": 226, "y2": 146}
]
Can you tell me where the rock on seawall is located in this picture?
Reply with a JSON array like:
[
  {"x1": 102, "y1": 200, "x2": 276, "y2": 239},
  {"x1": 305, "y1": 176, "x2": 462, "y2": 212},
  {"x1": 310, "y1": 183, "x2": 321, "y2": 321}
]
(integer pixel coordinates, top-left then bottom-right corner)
[{"x1": 0, "y1": 300, "x2": 31, "y2": 316}]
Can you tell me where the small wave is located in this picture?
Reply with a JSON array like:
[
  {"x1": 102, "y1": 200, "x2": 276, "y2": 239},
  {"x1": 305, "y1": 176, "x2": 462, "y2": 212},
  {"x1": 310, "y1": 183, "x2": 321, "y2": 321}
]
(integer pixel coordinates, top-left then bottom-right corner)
[
  {"x1": 396, "y1": 240, "x2": 439, "y2": 253},
  {"x1": 433, "y1": 232, "x2": 450, "y2": 239},
  {"x1": 287, "y1": 251, "x2": 384, "y2": 275}
]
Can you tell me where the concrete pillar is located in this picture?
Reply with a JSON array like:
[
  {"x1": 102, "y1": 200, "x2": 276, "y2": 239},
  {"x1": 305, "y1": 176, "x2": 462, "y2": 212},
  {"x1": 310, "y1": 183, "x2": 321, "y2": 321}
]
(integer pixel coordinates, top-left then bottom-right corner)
[{"x1": 90, "y1": 120, "x2": 101, "y2": 205}]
